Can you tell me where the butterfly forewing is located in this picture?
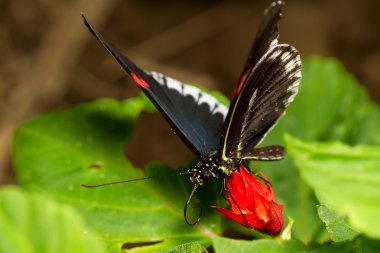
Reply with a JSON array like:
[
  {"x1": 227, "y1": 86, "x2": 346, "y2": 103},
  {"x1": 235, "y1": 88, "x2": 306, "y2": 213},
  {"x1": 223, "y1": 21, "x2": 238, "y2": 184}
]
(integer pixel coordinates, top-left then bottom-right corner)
[
  {"x1": 232, "y1": 1, "x2": 283, "y2": 101},
  {"x1": 83, "y1": 16, "x2": 228, "y2": 158},
  {"x1": 221, "y1": 1, "x2": 301, "y2": 163},
  {"x1": 222, "y1": 44, "x2": 301, "y2": 161},
  {"x1": 147, "y1": 71, "x2": 228, "y2": 156}
]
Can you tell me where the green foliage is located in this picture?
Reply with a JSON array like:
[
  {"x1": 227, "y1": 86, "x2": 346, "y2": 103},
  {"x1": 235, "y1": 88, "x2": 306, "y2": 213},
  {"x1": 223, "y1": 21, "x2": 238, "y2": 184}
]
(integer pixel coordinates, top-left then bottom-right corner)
[
  {"x1": 12, "y1": 97, "x2": 222, "y2": 252},
  {"x1": 254, "y1": 57, "x2": 380, "y2": 243},
  {"x1": 0, "y1": 187, "x2": 104, "y2": 253},
  {"x1": 213, "y1": 237, "x2": 380, "y2": 253},
  {"x1": 317, "y1": 205, "x2": 358, "y2": 242},
  {"x1": 285, "y1": 135, "x2": 380, "y2": 240},
  {"x1": 8, "y1": 57, "x2": 380, "y2": 252},
  {"x1": 212, "y1": 237, "x2": 346, "y2": 253},
  {"x1": 168, "y1": 242, "x2": 208, "y2": 253}
]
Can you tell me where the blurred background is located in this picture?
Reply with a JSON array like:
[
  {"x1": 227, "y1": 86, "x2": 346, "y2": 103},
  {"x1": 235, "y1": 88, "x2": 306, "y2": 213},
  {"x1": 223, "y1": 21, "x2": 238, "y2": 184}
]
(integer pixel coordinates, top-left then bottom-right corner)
[{"x1": 1, "y1": 0, "x2": 379, "y2": 184}]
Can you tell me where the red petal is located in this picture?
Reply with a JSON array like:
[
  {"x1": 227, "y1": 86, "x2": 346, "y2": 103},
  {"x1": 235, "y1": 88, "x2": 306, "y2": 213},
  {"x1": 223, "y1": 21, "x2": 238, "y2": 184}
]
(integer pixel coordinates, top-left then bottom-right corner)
[
  {"x1": 260, "y1": 201, "x2": 284, "y2": 235},
  {"x1": 225, "y1": 170, "x2": 248, "y2": 212},
  {"x1": 211, "y1": 206, "x2": 249, "y2": 227},
  {"x1": 226, "y1": 169, "x2": 246, "y2": 198},
  {"x1": 241, "y1": 167, "x2": 270, "y2": 196},
  {"x1": 248, "y1": 187, "x2": 271, "y2": 223},
  {"x1": 240, "y1": 167, "x2": 276, "y2": 204},
  {"x1": 238, "y1": 167, "x2": 271, "y2": 214},
  {"x1": 212, "y1": 206, "x2": 267, "y2": 230},
  {"x1": 258, "y1": 171, "x2": 276, "y2": 199},
  {"x1": 245, "y1": 213, "x2": 267, "y2": 230}
]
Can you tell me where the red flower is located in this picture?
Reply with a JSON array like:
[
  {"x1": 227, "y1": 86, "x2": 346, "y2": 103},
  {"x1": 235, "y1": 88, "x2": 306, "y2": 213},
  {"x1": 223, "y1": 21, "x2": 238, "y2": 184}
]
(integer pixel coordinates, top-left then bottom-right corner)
[{"x1": 212, "y1": 165, "x2": 283, "y2": 235}]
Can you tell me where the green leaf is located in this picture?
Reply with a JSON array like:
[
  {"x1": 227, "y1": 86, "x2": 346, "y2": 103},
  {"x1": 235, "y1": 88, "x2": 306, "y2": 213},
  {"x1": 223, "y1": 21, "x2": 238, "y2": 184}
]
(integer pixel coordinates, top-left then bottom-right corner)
[
  {"x1": 317, "y1": 205, "x2": 359, "y2": 242},
  {"x1": 168, "y1": 242, "x2": 208, "y2": 253},
  {"x1": 212, "y1": 237, "x2": 346, "y2": 253},
  {"x1": 12, "y1": 96, "x2": 222, "y2": 252},
  {"x1": 285, "y1": 135, "x2": 380, "y2": 240},
  {"x1": 0, "y1": 187, "x2": 104, "y2": 253},
  {"x1": 275, "y1": 57, "x2": 380, "y2": 144},
  {"x1": 346, "y1": 237, "x2": 380, "y2": 252},
  {"x1": 254, "y1": 57, "x2": 380, "y2": 242}
]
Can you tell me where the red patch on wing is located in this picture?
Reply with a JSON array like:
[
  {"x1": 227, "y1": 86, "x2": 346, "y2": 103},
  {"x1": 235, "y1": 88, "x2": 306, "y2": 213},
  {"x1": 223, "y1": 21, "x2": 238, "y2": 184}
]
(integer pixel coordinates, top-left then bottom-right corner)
[
  {"x1": 231, "y1": 71, "x2": 249, "y2": 100},
  {"x1": 131, "y1": 72, "x2": 149, "y2": 89}
]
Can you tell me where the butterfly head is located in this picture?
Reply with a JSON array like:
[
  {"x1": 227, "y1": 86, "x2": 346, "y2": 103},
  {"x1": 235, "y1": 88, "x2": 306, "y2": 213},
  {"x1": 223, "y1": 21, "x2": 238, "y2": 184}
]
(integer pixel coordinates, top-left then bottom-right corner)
[{"x1": 188, "y1": 155, "x2": 224, "y2": 186}]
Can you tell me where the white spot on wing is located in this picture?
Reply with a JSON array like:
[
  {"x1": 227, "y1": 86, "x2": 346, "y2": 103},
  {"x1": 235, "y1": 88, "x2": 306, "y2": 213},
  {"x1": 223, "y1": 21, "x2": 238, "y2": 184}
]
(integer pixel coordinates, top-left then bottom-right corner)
[{"x1": 149, "y1": 71, "x2": 228, "y2": 118}]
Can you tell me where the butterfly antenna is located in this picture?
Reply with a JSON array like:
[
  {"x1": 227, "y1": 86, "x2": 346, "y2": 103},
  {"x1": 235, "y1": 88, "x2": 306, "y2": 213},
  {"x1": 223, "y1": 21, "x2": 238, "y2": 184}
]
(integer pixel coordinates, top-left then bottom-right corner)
[
  {"x1": 184, "y1": 184, "x2": 202, "y2": 225},
  {"x1": 219, "y1": 178, "x2": 226, "y2": 196},
  {"x1": 81, "y1": 171, "x2": 186, "y2": 188}
]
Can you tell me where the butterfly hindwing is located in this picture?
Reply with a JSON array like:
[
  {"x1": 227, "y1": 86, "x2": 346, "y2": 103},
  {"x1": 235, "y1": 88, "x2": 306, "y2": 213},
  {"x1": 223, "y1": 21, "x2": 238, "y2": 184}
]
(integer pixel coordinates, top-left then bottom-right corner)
[
  {"x1": 242, "y1": 145, "x2": 286, "y2": 161},
  {"x1": 83, "y1": 16, "x2": 228, "y2": 158}
]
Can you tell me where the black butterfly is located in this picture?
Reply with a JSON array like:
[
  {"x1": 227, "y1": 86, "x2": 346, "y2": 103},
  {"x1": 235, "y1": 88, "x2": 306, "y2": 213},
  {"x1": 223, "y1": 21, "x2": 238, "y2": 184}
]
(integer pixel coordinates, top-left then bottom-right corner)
[{"x1": 82, "y1": 0, "x2": 301, "y2": 224}]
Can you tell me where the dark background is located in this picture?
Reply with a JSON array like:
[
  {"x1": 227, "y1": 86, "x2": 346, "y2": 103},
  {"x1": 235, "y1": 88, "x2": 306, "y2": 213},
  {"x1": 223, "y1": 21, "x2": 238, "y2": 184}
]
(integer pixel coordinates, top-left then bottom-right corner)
[{"x1": 1, "y1": 0, "x2": 379, "y2": 184}]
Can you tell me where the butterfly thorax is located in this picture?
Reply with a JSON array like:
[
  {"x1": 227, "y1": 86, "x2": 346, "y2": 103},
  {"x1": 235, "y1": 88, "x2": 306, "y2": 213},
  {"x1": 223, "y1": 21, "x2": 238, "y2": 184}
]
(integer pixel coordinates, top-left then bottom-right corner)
[{"x1": 188, "y1": 155, "x2": 234, "y2": 186}]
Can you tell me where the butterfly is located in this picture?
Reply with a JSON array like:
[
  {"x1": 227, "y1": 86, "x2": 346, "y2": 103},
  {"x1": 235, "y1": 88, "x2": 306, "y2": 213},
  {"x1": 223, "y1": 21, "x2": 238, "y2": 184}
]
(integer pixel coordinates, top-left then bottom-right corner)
[{"x1": 82, "y1": 0, "x2": 301, "y2": 225}]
